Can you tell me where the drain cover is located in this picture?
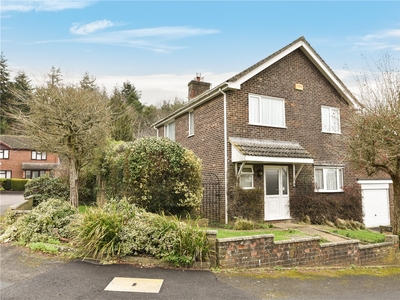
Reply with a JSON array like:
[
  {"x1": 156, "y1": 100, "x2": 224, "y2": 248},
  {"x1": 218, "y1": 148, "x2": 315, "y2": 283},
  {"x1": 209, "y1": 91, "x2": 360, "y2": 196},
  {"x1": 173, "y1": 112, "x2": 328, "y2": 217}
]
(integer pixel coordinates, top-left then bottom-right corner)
[{"x1": 104, "y1": 277, "x2": 164, "y2": 293}]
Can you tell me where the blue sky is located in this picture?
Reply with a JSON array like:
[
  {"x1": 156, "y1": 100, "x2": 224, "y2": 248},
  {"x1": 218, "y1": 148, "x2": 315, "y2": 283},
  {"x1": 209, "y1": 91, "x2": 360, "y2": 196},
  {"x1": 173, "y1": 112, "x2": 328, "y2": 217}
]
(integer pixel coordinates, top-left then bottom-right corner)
[{"x1": 1, "y1": 1, "x2": 400, "y2": 105}]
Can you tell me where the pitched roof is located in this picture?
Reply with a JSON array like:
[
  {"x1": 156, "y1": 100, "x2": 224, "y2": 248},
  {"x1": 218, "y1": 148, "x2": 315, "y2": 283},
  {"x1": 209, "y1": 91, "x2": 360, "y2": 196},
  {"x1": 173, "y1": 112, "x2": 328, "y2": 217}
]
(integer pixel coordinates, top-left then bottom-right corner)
[
  {"x1": 22, "y1": 163, "x2": 59, "y2": 170},
  {"x1": 230, "y1": 137, "x2": 314, "y2": 164},
  {"x1": 153, "y1": 36, "x2": 358, "y2": 127},
  {"x1": 0, "y1": 135, "x2": 34, "y2": 149}
]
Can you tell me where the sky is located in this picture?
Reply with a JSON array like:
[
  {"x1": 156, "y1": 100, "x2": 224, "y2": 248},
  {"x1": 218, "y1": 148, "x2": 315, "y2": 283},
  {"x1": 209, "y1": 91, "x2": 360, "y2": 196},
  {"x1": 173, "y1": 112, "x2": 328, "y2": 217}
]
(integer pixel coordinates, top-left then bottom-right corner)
[{"x1": 1, "y1": 0, "x2": 400, "y2": 106}]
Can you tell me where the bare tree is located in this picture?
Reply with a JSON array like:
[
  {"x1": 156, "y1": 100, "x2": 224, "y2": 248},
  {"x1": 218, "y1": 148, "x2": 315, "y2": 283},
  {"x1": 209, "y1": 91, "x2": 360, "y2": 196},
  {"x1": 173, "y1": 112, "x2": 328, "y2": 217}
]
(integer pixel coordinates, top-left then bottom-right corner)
[
  {"x1": 13, "y1": 84, "x2": 111, "y2": 207},
  {"x1": 347, "y1": 54, "x2": 400, "y2": 234}
]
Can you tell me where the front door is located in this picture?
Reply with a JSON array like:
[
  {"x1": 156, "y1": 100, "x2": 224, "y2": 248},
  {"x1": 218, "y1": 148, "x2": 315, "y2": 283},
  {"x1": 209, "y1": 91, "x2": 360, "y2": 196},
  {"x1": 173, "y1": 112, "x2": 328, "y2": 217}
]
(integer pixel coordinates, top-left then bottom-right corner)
[{"x1": 264, "y1": 166, "x2": 290, "y2": 220}]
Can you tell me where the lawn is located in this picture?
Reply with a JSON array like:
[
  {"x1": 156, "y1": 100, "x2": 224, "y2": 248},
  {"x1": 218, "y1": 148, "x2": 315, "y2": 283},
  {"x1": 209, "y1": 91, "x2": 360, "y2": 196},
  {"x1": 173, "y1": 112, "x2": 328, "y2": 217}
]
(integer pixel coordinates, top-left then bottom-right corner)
[
  {"x1": 330, "y1": 229, "x2": 386, "y2": 243},
  {"x1": 213, "y1": 228, "x2": 308, "y2": 241}
]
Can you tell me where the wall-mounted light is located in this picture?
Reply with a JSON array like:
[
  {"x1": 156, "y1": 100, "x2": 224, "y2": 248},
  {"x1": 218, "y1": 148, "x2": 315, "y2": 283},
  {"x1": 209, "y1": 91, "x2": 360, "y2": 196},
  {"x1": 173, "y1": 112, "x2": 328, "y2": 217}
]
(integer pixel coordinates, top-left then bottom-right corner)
[{"x1": 257, "y1": 170, "x2": 263, "y2": 178}]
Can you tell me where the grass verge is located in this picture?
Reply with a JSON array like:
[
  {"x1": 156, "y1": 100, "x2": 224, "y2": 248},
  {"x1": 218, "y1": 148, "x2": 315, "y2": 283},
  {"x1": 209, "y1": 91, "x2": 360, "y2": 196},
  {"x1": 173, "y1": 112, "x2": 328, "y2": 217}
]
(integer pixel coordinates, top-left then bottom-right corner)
[
  {"x1": 213, "y1": 228, "x2": 308, "y2": 241},
  {"x1": 329, "y1": 229, "x2": 385, "y2": 243}
]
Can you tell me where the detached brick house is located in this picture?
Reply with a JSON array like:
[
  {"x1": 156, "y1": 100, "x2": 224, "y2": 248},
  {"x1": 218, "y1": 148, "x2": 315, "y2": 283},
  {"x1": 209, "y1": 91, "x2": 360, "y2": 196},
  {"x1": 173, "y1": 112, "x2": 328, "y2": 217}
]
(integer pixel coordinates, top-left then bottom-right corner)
[
  {"x1": 0, "y1": 135, "x2": 59, "y2": 179},
  {"x1": 153, "y1": 37, "x2": 392, "y2": 227}
]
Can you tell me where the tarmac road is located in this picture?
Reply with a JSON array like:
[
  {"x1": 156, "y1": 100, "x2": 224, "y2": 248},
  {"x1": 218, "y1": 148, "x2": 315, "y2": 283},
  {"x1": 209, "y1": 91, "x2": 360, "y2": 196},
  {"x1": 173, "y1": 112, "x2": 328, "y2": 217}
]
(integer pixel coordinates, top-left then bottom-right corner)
[
  {"x1": 1, "y1": 243, "x2": 400, "y2": 300},
  {"x1": 0, "y1": 191, "x2": 25, "y2": 216}
]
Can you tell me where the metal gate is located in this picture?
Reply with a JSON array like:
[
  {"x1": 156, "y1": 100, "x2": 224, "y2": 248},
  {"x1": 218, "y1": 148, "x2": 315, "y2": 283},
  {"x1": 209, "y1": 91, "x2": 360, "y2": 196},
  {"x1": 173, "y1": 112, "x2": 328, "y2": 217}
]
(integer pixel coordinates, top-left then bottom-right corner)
[{"x1": 201, "y1": 173, "x2": 221, "y2": 223}]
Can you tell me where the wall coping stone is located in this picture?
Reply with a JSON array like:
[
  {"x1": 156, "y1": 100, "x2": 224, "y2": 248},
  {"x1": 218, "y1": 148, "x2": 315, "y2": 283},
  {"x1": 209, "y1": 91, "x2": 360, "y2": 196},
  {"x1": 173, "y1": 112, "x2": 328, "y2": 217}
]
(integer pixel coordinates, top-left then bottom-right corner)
[
  {"x1": 218, "y1": 234, "x2": 274, "y2": 243},
  {"x1": 320, "y1": 239, "x2": 360, "y2": 248},
  {"x1": 274, "y1": 236, "x2": 320, "y2": 244},
  {"x1": 359, "y1": 242, "x2": 394, "y2": 249}
]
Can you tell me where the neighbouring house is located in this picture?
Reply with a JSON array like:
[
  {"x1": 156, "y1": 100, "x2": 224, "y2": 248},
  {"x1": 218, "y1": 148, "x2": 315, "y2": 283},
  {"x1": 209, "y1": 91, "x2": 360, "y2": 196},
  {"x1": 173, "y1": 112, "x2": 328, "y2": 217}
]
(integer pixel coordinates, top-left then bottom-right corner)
[
  {"x1": 153, "y1": 36, "x2": 393, "y2": 227},
  {"x1": 0, "y1": 135, "x2": 60, "y2": 179}
]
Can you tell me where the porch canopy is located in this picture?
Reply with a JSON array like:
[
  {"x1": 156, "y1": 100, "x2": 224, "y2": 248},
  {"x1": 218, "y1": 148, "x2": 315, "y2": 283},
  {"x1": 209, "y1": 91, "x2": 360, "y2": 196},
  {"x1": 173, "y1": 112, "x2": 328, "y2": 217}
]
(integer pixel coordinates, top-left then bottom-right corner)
[
  {"x1": 229, "y1": 137, "x2": 314, "y2": 164},
  {"x1": 22, "y1": 163, "x2": 59, "y2": 170}
]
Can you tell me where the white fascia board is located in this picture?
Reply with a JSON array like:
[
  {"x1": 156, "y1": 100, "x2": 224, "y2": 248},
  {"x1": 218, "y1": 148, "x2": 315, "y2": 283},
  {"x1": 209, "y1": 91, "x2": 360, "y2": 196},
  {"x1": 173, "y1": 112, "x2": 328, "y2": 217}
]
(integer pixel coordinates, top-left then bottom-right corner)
[{"x1": 233, "y1": 155, "x2": 314, "y2": 164}]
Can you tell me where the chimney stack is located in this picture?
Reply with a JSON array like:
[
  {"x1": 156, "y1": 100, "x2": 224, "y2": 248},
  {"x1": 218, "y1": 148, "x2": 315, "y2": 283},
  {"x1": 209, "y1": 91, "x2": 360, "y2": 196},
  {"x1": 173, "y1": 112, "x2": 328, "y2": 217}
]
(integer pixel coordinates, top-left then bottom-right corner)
[{"x1": 188, "y1": 73, "x2": 211, "y2": 100}]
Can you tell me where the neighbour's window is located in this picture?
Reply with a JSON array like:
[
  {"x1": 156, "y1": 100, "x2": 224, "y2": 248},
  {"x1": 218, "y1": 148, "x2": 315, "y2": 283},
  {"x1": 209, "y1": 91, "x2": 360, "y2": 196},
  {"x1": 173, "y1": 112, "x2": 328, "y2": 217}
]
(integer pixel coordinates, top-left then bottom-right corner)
[
  {"x1": 321, "y1": 106, "x2": 341, "y2": 133},
  {"x1": 24, "y1": 170, "x2": 47, "y2": 179},
  {"x1": 188, "y1": 111, "x2": 194, "y2": 136},
  {"x1": 249, "y1": 94, "x2": 285, "y2": 127},
  {"x1": 314, "y1": 167, "x2": 343, "y2": 192},
  {"x1": 0, "y1": 170, "x2": 12, "y2": 178},
  {"x1": 239, "y1": 165, "x2": 254, "y2": 189},
  {"x1": 31, "y1": 151, "x2": 47, "y2": 160},
  {"x1": 164, "y1": 121, "x2": 175, "y2": 141},
  {"x1": 0, "y1": 149, "x2": 9, "y2": 159}
]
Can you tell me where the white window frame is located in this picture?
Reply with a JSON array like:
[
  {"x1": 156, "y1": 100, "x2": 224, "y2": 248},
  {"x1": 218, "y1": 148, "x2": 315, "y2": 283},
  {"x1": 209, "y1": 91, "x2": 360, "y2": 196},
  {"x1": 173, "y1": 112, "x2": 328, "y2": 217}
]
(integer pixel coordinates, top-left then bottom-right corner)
[
  {"x1": 31, "y1": 151, "x2": 47, "y2": 160},
  {"x1": 239, "y1": 165, "x2": 254, "y2": 189},
  {"x1": 314, "y1": 167, "x2": 344, "y2": 192},
  {"x1": 321, "y1": 106, "x2": 341, "y2": 134},
  {"x1": 249, "y1": 94, "x2": 286, "y2": 128},
  {"x1": 0, "y1": 170, "x2": 11, "y2": 178},
  {"x1": 0, "y1": 149, "x2": 9, "y2": 159},
  {"x1": 188, "y1": 111, "x2": 194, "y2": 136},
  {"x1": 164, "y1": 121, "x2": 175, "y2": 141}
]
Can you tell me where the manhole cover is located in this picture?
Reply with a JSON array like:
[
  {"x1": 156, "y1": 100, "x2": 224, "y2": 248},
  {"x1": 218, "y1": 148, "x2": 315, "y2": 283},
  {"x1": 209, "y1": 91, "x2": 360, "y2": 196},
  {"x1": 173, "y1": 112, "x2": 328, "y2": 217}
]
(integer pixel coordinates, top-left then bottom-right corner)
[{"x1": 104, "y1": 277, "x2": 164, "y2": 293}]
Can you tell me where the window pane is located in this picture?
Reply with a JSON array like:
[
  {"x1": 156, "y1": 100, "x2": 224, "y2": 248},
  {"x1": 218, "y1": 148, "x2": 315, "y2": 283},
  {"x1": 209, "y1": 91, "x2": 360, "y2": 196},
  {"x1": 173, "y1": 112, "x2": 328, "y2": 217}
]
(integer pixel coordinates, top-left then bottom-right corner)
[
  {"x1": 321, "y1": 107, "x2": 330, "y2": 132},
  {"x1": 269, "y1": 98, "x2": 284, "y2": 127},
  {"x1": 249, "y1": 96, "x2": 260, "y2": 124},
  {"x1": 326, "y1": 169, "x2": 338, "y2": 190},
  {"x1": 25, "y1": 170, "x2": 31, "y2": 179},
  {"x1": 169, "y1": 122, "x2": 175, "y2": 140},
  {"x1": 0, "y1": 171, "x2": 5, "y2": 178},
  {"x1": 315, "y1": 169, "x2": 324, "y2": 190},
  {"x1": 265, "y1": 169, "x2": 279, "y2": 195},
  {"x1": 32, "y1": 171, "x2": 39, "y2": 178},
  {"x1": 331, "y1": 108, "x2": 340, "y2": 133},
  {"x1": 42, "y1": 152, "x2": 47, "y2": 160},
  {"x1": 189, "y1": 112, "x2": 194, "y2": 136},
  {"x1": 240, "y1": 174, "x2": 253, "y2": 188},
  {"x1": 282, "y1": 168, "x2": 288, "y2": 195},
  {"x1": 32, "y1": 151, "x2": 36, "y2": 159}
]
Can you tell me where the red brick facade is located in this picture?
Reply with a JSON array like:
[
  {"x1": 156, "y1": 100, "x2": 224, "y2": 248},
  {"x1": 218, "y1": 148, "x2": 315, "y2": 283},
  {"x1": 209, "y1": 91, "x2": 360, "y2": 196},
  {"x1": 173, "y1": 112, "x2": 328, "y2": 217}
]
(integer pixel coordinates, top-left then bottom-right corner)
[
  {"x1": 0, "y1": 138, "x2": 59, "y2": 179},
  {"x1": 154, "y1": 37, "x2": 389, "y2": 224}
]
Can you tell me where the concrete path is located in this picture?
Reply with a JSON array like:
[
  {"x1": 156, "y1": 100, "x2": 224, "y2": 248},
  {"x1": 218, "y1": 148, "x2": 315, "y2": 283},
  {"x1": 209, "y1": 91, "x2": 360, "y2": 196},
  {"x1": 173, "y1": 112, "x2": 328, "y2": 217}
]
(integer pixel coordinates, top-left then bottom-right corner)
[
  {"x1": 273, "y1": 222, "x2": 350, "y2": 242},
  {"x1": 0, "y1": 191, "x2": 25, "y2": 216}
]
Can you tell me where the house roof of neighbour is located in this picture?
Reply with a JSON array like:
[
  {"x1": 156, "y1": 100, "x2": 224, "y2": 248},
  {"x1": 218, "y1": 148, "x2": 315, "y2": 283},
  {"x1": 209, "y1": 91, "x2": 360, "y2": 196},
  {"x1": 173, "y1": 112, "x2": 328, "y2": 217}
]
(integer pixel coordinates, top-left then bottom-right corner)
[
  {"x1": 153, "y1": 36, "x2": 359, "y2": 127},
  {"x1": 230, "y1": 137, "x2": 314, "y2": 164},
  {"x1": 153, "y1": 36, "x2": 359, "y2": 128},
  {"x1": 0, "y1": 135, "x2": 34, "y2": 150},
  {"x1": 22, "y1": 163, "x2": 59, "y2": 170}
]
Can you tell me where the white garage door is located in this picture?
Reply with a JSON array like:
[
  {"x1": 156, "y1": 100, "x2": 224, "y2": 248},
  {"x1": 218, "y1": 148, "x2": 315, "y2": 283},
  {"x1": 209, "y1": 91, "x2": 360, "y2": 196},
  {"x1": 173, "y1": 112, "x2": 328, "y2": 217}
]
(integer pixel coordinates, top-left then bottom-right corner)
[{"x1": 358, "y1": 180, "x2": 392, "y2": 228}]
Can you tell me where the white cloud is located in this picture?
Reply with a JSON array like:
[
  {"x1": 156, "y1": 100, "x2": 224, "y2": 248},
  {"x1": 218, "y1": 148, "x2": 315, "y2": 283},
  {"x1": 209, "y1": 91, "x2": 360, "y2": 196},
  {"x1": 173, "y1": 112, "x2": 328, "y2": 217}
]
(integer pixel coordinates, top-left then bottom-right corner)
[
  {"x1": 70, "y1": 20, "x2": 116, "y2": 35},
  {"x1": 1, "y1": 1, "x2": 94, "y2": 12},
  {"x1": 353, "y1": 28, "x2": 400, "y2": 51}
]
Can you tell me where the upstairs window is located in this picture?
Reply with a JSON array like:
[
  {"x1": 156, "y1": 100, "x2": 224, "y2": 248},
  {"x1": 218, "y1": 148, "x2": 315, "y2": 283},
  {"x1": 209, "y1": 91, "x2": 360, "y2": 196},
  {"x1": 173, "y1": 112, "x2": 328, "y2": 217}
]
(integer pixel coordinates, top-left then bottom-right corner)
[
  {"x1": 164, "y1": 121, "x2": 175, "y2": 141},
  {"x1": 188, "y1": 111, "x2": 194, "y2": 136},
  {"x1": 249, "y1": 94, "x2": 285, "y2": 127},
  {"x1": 32, "y1": 151, "x2": 47, "y2": 160},
  {"x1": 321, "y1": 106, "x2": 340, "y2": 133},
  {"x1": 315, "y1": 167, "x2": 343, "y2": 192},
  {"x1": 0, "y1": 149, "x2": 9, "y2": 159},
  {"x1": 239, "y1": 165, "x2": 254, "y2": 189}
]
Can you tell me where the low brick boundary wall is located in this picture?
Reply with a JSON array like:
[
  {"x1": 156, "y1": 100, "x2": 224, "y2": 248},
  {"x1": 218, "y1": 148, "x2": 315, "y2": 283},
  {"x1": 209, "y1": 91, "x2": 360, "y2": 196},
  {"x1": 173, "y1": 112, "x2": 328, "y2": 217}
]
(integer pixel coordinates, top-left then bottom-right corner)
[{"x1": 214, "y1": 234, "x2": 399, "y2": 268}]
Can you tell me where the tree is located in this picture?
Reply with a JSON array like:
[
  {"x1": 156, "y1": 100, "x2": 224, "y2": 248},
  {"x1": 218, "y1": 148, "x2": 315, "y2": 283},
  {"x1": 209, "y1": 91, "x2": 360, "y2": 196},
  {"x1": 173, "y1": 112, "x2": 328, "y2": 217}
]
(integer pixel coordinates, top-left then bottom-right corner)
[
  {"x1": 13, "y1": 83, "x2": 111, "y2": 207},
  {"x1": 47, "y1": 66, "x2": 62, "y2": 87},
  {"x1": 0, "y1": 53, "x2": 12, "y2": 133},
  {"x1": 12, "y1": 71, "x2": 32, "y2": 114},
  {"x1": 347, "y1": 54, "x2": 400, "y2": 235},
  {"x1": 80, "y1": 71, "x2": 97, "y2": 91}
]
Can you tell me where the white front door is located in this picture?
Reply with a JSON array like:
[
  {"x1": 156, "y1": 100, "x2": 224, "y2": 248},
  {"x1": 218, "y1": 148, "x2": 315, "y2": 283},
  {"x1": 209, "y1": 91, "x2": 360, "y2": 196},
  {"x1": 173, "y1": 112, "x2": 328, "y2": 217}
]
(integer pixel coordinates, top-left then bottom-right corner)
[{"x1": 264, "y1": 166, "x2": 290, "y2": 220}]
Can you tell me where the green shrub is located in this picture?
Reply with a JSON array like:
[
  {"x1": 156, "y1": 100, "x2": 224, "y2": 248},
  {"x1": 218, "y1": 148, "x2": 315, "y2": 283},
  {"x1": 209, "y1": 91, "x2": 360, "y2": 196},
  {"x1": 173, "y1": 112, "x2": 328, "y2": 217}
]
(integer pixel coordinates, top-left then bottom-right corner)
[
  {"x1": 1, "y1": 179, "x2": 11, "y2": 190},
  {"x1": 290, "y1": 183, "x2": 363, "y2": 224},
  {"x1": 228, "y1": 186, "x2": 263, "y2": 222},
  {"x1": 24, "y1": 175, "x2": 69, "y2": 206},
  {"x1": 11, "y1": 179, "x2": 29, "y2": 191},
  {"x1": 233, "y1": 218, "x2": 256, "y2": 230},
  {"x1": 0, "y1": 198, "x2": 77, "y2": 244},
  {"x1": 100, "y1": 138, "x2": 203, "y2": 215}
]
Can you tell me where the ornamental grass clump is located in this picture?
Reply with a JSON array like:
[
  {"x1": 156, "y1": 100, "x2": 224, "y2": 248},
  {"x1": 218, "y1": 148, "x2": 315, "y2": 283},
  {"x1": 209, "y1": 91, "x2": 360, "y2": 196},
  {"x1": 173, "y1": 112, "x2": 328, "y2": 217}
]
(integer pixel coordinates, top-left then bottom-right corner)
[
  {"x1": 72, "y1": 198, "x2": 210, "y2": 266},
  {"x1": 0, "y1": 198, "x2": 77, "y2": 244}
]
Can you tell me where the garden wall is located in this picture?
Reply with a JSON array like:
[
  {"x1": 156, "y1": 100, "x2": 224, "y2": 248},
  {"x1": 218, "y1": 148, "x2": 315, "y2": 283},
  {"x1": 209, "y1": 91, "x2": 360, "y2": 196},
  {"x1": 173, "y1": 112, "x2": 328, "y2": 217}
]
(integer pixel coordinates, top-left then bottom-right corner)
[{"x1": 214, "y1": 234, "x2": 399, "y2": 268}]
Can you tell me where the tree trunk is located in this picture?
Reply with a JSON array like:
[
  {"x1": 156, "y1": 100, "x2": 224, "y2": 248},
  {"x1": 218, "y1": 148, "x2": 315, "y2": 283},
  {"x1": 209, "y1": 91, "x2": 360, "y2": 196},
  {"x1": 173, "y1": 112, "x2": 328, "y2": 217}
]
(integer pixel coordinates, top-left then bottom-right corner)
[
  {"x1": 392, "y1": 175, "x2": 400, "y2": 236},
  {"x1": 69, "y1": 159, "x2": 79, "y2": 208}
]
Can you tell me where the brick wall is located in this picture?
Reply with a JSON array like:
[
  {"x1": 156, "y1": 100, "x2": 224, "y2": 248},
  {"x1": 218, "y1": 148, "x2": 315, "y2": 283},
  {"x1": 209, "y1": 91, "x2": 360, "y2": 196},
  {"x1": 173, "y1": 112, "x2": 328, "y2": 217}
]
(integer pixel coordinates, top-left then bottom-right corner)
[
  {"x1": 0, "y1": 149, "x2": 59, "y2": 178},
  {"x1": 216, "y1": 234, "x2": 399, "y2": 268}
]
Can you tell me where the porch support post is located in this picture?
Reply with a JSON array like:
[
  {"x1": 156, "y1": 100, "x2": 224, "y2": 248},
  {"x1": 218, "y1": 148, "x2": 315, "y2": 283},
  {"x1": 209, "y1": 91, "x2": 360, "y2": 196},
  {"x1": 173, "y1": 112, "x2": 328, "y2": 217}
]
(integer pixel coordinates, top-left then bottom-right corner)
[{"x1": 293, "y1": 164, "x2": 304, "y2": 187}]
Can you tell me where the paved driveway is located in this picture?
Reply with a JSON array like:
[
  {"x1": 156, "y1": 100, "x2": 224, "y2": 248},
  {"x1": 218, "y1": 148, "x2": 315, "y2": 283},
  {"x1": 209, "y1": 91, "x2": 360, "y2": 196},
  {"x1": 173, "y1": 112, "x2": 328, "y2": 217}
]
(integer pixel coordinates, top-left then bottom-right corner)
[{"x1": 0, "y1": 191, "x2": 25, "y2": 216}]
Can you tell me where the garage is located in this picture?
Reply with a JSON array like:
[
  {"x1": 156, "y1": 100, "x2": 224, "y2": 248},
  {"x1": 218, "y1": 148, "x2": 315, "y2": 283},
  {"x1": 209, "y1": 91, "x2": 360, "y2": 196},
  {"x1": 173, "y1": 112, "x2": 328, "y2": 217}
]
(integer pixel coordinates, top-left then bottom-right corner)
[{"x1": 358, "y1": 180, "x2": 392, "y2": 228}]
